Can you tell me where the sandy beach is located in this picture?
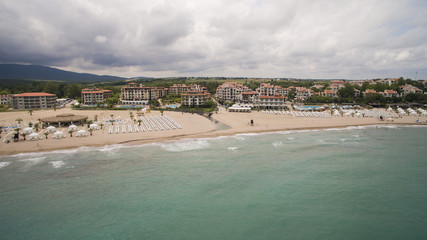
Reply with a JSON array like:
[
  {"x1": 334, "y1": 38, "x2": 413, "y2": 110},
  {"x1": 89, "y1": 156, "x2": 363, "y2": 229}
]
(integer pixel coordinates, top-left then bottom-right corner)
[{"x1": 1, "y1": 106, "x2": 426, "y2": 156}]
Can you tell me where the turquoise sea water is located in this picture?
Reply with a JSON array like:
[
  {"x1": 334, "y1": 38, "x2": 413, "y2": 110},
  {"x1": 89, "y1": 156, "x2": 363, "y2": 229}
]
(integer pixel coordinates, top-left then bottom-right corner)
[{"x1": 1, "y1": 125, "x2": 426, "y2": 240}]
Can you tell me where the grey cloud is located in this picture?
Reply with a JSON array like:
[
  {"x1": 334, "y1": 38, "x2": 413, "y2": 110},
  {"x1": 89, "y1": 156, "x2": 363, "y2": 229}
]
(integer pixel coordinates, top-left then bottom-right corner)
[{"x1": 0, "y1": 0, "x2": 426, "y2": 78}]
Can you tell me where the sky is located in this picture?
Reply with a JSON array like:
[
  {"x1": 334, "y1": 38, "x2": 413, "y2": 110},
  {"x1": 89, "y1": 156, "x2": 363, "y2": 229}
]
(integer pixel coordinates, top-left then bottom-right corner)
[{"x1": 0, "y1": 0, "x2": 426, "y2": 79}]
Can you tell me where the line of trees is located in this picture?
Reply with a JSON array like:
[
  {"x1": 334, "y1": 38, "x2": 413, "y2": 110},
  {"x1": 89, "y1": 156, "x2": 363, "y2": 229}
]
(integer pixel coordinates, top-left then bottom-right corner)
[{"x1": 0, "y1": 81, "x2": 84, "y2": 99}]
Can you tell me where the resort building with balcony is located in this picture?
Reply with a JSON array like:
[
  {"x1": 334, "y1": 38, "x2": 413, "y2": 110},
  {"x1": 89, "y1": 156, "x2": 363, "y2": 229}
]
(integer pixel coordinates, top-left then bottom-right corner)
[
  {"x1": 81, "y1": 88, "x2": 112, "y2": 105},
  {"x1": 11, "y1": 92, "x2": 57, "y2": 109},
  {"x1": 254, "y1": 95, "x2": 286, "y2": 110},
  {"x1": 399, "y1": 84, "x2": 423, "y2": 96},
  {"x1": 120, "y1": 83, "x2": 168, "y2": 105},
  {"x1": 216, "y1": 82, "x2": 251, "y2": 102},
  {"x1": 181, "y1": 91, "x2": 211, "y2": 107}
]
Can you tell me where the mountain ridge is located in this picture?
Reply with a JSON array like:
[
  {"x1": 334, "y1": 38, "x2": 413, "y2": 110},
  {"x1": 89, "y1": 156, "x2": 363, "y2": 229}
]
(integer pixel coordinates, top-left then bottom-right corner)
[{"x1": 0, "y1": 64, "x2": 126, "y2": 83}]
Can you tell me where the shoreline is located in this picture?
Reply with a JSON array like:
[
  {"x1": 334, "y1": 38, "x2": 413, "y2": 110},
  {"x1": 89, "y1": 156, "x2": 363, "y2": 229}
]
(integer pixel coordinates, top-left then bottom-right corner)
[
  {"x1": 1, "y1": 122, "x2": 425, "y2": 157},
  {"x1": 1, "y1": 107, "x2": 426, "y2": 156}
]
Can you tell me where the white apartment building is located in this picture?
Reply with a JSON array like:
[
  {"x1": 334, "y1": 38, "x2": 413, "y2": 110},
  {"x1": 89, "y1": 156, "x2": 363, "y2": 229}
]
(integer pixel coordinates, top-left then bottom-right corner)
[{"x1": 216, "y1": 82, "x2": 250, "y2": 102}]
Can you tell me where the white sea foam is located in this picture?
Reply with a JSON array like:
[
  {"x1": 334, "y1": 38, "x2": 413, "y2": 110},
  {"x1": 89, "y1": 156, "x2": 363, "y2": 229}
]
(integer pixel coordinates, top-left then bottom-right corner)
[
  {"x1": 272, "y1": 141, "x2": 282, "y2": 147},
  {"x1": 287, "y1": 137, "x2": 295, "y2": 140},
  {"x1": 237, "y1": 132, "x2": 265, "y2": 137},
  {"x1": 340, "y1": 139, "x2": 347, "y2": 142},
  {"x1": 352, "y1": 135, "x2": 360, "y2": 138},
  {"x1": 0, "y1": 125, "x2": 423, "y2": 159},
  {"x1": 227, "y1": 147, "x2": 238, "y2": 151},
  {"x1": 160, "y1": 140, "x2": 210, "y2": 152},
  {"x1": 324, "y1": 128, "x2": 342, "y2": 131},
  {"x1": 49, "y1": 161, "x2": 65, "y2": 168},
  {"x1": 344, "y1": 126, "x2": 368, "y2": 130},
  {"x1": 382, "y1": 125, "x2": 397, "y2": 129},
  {"x1": 0, "y1": 162, "x2": 10, "y2": 169},
  {"x1": 232, "y1": 136, "x2": 246, "y2": 140},
  {"x1": 19, "y1": 157, "x2": 46, "y2": 166}
]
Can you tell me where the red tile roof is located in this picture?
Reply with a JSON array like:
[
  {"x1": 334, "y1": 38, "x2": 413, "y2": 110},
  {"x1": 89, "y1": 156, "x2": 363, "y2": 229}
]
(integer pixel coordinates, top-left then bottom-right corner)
[
  {"x1": 13, "y1": 92, "x2": 56, "y2": 97},
  {"x1": 259, "y1": 95, "x2": 285, "y2": 99}
]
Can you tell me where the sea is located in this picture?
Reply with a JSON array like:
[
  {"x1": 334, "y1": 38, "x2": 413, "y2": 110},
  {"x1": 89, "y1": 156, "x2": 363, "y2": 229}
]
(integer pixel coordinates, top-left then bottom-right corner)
[{"x1": 0, "y1": 125, "x2": 426, "y2": 240}]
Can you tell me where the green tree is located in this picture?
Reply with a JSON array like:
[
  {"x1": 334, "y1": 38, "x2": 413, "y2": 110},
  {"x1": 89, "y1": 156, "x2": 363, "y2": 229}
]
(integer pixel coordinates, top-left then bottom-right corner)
[
  {"x1": 64, "y1": 84, "x2": 83, "y2": 99},
  {"x1": 337, "y1": 83, "x2": 355, "y2": 99},
  {"x1": 20, "y1": 132, "x2": 26, "y2": 141},
  {"x1": 44, "y1": 132, "x2": 49, "y2": 139},
  {"x1": 287, "y1": 88, "x2": 296, "y2": 100},
  {"x1": 43, "y1": 82, "x2": 61, "y2": 96},
  {"x1": 106, "y1": 97, "x2": 119, "y2": 108}
]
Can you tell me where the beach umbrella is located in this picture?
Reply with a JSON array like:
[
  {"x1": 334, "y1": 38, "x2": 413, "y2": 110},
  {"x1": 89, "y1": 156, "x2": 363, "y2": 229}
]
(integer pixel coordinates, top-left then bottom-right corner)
[
  {"x1": 28, "y1": 132, "x2": 40, "y2": 141},
  {"x1": 23, "y1": 127, "x2": 34, "y2": 135},
  {"x1": 53, "y1": 131, "x2": 65, "y2": 139},
  {"x1": 89, "y1": 123, "x2": 98, "y2": 129},
  {"x1": 76, "y1": 129, "x2": 87, "y2": 137},
  {"x1": 69, "y1": 124, "x2": 78, "y2": 131},
  {"x1": 47, "y1": 126, "x2": 56, "y2": 133},
  {"x1": 333, "y1": 110, "x2": 340, "y2": 117}
]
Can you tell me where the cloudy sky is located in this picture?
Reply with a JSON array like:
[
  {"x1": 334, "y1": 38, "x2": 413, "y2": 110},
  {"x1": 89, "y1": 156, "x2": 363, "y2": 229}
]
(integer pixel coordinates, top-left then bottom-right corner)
[{"x1": 1, "y1": 0, "x2": 426, "y2": 79}]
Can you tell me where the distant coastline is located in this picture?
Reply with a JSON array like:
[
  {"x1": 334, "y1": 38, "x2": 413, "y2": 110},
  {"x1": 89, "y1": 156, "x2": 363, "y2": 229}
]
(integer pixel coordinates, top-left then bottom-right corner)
[{"x1": 1, "y1": 107, "x2": 425, "y2": 156}]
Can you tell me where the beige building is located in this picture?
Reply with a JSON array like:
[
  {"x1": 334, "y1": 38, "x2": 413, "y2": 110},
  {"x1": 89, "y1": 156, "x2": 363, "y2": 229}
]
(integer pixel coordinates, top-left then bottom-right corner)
[
  {"x1": 294, "y1": 87, "x2": 314, "y2": 101},
  {"x1": 169, "y1": 84, "x2": 207, "y2": 95},
  {"x1": 0, "y1": 95, "x2": 11, "y2": 106},
  {"x1": 399, "y1": 84, "x2": 423, "y2": 96},
  {"x1": 380, "y1": 90, "x2": 399, "y2": 98},
  {"x1": 254, "y1": 95, "x2": 286, "y2": 110},
  {"x1": 11, "y1": 92, "x2": 57, "y2": 109},
  {"x1": 257, "y1": 83, "x2": 288, "y2": 96},
  {"x1": 216, "y1": 82, "x2": 250, "y2": 102},
  {"x1": 168, "y1": 84, "x2": 191, "y2": 95},
  {"x1": 81, "y1": 88, "x2": 112, "y2": 105},
  {"x1": 120, "y1": 83, "x2": 168, "y2": 105},
  {"x1": 181, "y1": 91, "x2": 211, "y2": 106}
]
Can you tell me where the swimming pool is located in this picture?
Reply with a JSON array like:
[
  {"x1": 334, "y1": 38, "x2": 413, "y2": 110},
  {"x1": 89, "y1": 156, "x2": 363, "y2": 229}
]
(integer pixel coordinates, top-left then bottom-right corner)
[
  {"x1": 294, "y1": 105, "x2": 322, "y2": 111},
  {"x1": 165, "y1": 104, "x2": 179, "y2": 108},
  {"x1": 119, "y1": 105, "x2": 146, "y2": 108}
]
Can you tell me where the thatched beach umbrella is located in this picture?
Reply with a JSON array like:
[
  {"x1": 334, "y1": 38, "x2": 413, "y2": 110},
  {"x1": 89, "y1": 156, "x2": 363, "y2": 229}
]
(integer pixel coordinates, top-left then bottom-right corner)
[
  {"x1": 28, "y1": 132, "x2": 40, "y2": 141},
  {"x1": 46, "y1": 126, "x2": 56, "y2": 133},
  {"x1": 53, "y1": 131, "x2": 65, "y2": 139},
  {"x1": 76, "y1": 130, "x2": 87, "y2": 137},
  {"x1": 23, "y1": 127, "x2": 34, "y2": 135},
  {"x1": 69, "y1": 124, "x2": 78, "y2": 131}
]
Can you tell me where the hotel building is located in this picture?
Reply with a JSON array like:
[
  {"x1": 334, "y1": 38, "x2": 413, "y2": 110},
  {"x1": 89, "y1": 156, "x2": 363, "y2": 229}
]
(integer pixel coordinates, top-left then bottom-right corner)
[
  {"x1": 120, "y1": 83, "x2": 168, "y2": 105},
  {"x1": 216, "y1": 82, "x2": 251, "y2": 102},
  {"x1": 168, "y1": 84, "x2": 207, "y2": 95},
  {"x1": 254, "y1": 95, "x2": 286, "y2": 110},
  {"x1": 181, "y1": 91, "x2": 211, "y2": 107},
  {"x1": 81, "y1": 88, "x2": 113, "y2": 105},
  {"x1": 11, "y1": 92, "x2": 57, "y2": 109}
]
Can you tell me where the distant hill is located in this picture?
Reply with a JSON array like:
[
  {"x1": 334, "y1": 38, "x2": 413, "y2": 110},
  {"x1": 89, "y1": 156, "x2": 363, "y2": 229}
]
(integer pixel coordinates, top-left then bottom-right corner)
[{"x1": 0, "y1": 64, "x2": 126, "y2": 83}]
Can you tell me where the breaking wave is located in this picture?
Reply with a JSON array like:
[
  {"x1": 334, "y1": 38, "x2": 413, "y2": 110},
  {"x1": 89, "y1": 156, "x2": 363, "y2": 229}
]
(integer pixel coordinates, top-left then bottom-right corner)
[{"x1": 159, "y1": 140, "x2": 210, "y2": 152}]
